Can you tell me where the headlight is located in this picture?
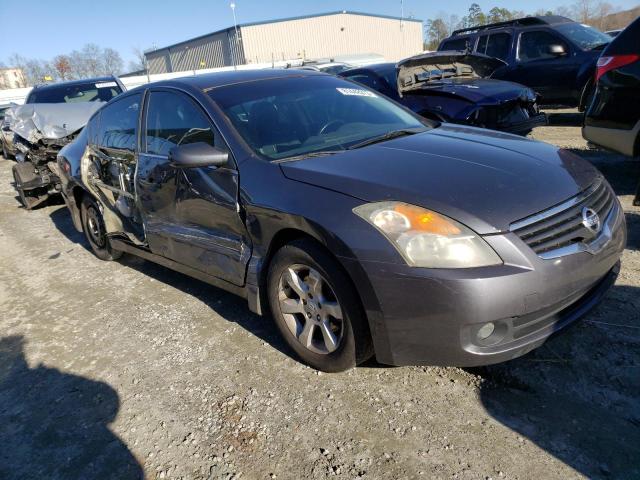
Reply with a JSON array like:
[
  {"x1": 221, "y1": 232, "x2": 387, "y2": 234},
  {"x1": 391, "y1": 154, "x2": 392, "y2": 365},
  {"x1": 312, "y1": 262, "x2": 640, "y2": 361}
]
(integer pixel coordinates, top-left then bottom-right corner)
[{"x1": 353, "y1": 202, "x2": 502, "y2": 268}]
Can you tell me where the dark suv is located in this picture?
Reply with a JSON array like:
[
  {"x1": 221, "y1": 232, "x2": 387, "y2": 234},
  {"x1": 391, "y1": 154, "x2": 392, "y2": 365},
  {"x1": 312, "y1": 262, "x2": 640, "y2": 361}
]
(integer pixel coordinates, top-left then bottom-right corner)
[{"x1": 438, "y1": 16, "x2": 612, "y2": 108}]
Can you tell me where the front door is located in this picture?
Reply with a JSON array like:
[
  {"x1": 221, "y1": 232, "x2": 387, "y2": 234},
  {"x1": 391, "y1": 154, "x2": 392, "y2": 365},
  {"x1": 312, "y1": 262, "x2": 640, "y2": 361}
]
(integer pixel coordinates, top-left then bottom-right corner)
[
  {"x1": 495, "y1": 30, "x2": 578, "y2": 103},
  {"x1": 137, "y1": 89, "x2": 251, "y2": 286}
]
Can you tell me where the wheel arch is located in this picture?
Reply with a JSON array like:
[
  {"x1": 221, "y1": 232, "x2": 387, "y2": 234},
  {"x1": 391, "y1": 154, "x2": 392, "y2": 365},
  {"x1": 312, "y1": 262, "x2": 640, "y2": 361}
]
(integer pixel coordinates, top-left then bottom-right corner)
[
  {"x1": 249, "y1": 226, "x2": 389, "y2": 362},
  {"x1": 67, "y1": 184, "x2": 92, "y2": 233}
]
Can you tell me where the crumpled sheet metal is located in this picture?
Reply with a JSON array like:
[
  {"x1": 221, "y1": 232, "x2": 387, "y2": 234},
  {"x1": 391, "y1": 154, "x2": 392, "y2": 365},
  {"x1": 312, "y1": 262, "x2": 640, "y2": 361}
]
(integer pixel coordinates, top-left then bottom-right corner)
[{"x1": 10, "y1": 102, "x2": 103, "y2": 143}]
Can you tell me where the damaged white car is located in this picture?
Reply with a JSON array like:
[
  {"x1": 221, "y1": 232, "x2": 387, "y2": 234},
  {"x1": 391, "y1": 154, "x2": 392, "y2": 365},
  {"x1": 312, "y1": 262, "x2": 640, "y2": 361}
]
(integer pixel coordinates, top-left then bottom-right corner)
[{"x1": 11, "y1": 76, "x2": 124, "y2": 209}]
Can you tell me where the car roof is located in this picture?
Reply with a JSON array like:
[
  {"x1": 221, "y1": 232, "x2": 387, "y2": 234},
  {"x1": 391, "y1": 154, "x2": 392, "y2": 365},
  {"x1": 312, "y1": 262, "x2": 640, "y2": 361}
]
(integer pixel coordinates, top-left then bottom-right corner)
[
  {"x1": 31, "y1": 76, "x2": 118, "y2": 91},
  {"x1": 448, "y1": 15, "x2": 574, "y2": 38},
  {"x1": 143, "y1": 69, "x2": 326, "y2": 92}
]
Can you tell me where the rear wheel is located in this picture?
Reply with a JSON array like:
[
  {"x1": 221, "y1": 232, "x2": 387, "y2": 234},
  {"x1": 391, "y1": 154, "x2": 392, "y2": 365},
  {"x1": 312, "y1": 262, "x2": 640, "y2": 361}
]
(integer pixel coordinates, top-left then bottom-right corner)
[
  {"x1": 267, "y1": 239, "x2": 373, "y2": 372},
  {"x1": 81, "y1": 196, "x2": 122, "y2": 261}
]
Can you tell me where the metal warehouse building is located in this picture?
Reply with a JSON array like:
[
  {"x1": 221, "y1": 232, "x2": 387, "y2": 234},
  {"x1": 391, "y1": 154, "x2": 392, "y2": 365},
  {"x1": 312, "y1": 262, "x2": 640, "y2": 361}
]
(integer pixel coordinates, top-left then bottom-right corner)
[{"x1": 144, "y1": 11, "x2": 423, "y2": 74}]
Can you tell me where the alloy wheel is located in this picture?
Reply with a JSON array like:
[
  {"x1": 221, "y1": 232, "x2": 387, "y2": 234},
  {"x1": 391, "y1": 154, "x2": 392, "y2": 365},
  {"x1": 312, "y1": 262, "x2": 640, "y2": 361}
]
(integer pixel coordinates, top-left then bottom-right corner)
[{"x1": 277, "y1": 264, "x2": 344, "y2": 354}]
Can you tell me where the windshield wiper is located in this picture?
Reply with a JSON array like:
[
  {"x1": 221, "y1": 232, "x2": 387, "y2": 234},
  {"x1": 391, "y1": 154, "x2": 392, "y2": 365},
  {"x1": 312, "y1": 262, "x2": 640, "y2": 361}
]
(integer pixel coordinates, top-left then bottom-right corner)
[
  {"x1": 347, "y1": 128, "x2": 424, "y2": 150},
  {"x1": 274, "y1": 150, "x2": 343, "y2": 163}
]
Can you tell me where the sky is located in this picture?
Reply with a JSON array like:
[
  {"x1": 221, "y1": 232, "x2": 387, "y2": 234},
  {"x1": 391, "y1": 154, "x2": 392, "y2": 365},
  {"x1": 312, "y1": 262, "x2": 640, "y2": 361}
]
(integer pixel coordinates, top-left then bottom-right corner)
[{"x1": 1, "y1": 0, "x2": 638, "y2": 67}]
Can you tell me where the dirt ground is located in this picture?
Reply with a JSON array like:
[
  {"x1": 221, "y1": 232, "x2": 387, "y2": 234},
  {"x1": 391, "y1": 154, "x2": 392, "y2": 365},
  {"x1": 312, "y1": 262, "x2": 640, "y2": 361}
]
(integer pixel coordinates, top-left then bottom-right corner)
[{"x1": 0, "y1": 110, "x2": 639, "y2": 480}]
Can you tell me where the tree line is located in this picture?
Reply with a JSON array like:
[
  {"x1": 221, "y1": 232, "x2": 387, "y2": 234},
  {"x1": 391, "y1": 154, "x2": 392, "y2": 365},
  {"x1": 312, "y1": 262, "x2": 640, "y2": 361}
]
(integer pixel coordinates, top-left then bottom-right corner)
[
  {"x1": 424, "y1": 0, "x2": 622, "y2": 50},
  {"x1": 3, "y1": 44, "x2": 147, "y2": 88}
]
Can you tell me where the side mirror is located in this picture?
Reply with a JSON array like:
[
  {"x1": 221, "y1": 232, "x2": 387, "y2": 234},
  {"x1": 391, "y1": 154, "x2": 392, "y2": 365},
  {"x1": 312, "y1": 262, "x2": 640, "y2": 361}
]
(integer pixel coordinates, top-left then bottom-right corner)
[
  {"x1": 168, "y1": 142, "x2": 229, "y2": 168},
  {"x1": 548, "y1": 44, "x2": 567, "y2": 56}
]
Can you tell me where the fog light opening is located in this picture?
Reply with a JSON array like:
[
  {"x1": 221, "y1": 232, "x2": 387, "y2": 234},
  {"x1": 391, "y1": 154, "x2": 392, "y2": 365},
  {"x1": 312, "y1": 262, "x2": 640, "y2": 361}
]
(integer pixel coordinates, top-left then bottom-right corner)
[{"x1": 477, "y1": 322, "x2": 495, "y2": 341}]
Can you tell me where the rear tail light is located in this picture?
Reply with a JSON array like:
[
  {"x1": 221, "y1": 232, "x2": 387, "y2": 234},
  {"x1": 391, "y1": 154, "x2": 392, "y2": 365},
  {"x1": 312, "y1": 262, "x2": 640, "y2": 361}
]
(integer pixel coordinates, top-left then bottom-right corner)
[{"x1": 596, "y1": 54, "x2": 640, "y2": 81}]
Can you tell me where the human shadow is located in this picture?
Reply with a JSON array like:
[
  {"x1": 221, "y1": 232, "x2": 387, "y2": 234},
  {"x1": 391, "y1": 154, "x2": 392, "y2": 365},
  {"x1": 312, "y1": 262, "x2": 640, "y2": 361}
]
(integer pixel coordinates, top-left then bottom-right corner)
[
  {"x1": 47, "y1": 205, "x2": 294, "y2": 361},
  {"x1": 0, "y1": 335, "x2": 143, "y2": 480},
  {"x1": 475, "y1": 284, "x2": 640, "y2": 478}
]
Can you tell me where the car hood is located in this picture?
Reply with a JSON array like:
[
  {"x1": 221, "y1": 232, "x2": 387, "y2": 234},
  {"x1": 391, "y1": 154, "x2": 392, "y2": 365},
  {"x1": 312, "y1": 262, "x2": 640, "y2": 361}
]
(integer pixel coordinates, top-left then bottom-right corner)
[
  {"x1": 403, "y1": 77, "x2": 537, "y2": 104},
  {"x1": 280, "y1": 124, "x2": 600, "y2": 234},
  {"x1": 397, "y1": 51, "x2": 507, "y2": 95},
  {"x1": 10, "y1": 102, "x2": 103, "y2": 144}
]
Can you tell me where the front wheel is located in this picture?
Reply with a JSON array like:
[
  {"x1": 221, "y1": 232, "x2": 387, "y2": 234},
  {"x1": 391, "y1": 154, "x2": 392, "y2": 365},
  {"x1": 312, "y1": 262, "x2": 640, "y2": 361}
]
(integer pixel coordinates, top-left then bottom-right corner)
[
  {"x1": 267, "y1": 239, "x2": 373, "y2": 372},
  {"x1": 81, "y1": 196, "x2": 122, "y2": 261}
]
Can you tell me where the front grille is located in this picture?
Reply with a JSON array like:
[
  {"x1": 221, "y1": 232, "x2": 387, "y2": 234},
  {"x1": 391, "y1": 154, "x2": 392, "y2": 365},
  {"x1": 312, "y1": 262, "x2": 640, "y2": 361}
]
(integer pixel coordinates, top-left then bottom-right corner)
[{"x1": 511, "y1": 180, "x2": 615, "y2": 256}]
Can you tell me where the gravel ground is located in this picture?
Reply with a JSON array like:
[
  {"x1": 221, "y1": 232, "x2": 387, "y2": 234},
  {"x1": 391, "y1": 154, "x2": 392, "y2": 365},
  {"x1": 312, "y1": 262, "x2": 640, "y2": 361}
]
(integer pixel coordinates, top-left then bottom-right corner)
[{"x1": 0, "y1": 110, "x2": 639, "y2": 480}]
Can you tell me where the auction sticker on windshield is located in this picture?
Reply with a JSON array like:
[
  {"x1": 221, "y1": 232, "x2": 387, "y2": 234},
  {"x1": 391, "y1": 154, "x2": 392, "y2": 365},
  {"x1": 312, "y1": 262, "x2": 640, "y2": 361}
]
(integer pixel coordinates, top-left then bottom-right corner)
[
  {"x1": 336, "y1": 88, "x2": 377, "y2": 97},
  {"x1": 96, "y1": 82, "x2": 118, "y2": 88}
]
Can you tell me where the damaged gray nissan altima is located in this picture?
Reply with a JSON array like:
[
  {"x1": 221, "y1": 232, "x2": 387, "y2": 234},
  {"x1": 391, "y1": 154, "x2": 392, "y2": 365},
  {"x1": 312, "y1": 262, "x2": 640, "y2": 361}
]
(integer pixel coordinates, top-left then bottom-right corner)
[{"x1": 57, "y1": 70, "x2": 625, "y2": 372}]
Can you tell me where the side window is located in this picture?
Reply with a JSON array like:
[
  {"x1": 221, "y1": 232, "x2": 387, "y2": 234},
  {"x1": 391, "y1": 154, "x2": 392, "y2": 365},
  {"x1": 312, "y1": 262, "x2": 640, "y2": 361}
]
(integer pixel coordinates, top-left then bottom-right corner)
[
  {"x1": 97, "y1": 94, "x2": 141, "y2": 151},
  {"x1": 440, "y1": 38, "x2": 471, "y2": 51},
  {"x1": 518, "y1": 31, "x2": 568, "y2": 62},
  {"x1": 476, "y1": 35, "x2": 488, "y2": 54},
  {"x1": 86, "y1": 112, "x2": 100, "y2": 146},
  {"x1": 485, "y1": 33, "x2": 511, "y2": 60},
  {"x1": 145, "y1": 91, "x2": 223, "y2": 157}
]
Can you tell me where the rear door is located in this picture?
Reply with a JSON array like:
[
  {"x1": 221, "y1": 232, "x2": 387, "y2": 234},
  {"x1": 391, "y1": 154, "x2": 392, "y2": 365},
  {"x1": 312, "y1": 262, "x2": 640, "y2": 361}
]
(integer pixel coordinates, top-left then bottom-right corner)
[
  {"x1": 475, "y1": 31, "x2": 512, "y2": 62},
  {"x1": 87, "y1": 92, "x2": 145, "y2": 242},
  {"x1": 137, "y1": 88, "x2": 250, "y2": 286},
  {"x1": 496, "y1": 29, "x2": 578, "y2": 102}
]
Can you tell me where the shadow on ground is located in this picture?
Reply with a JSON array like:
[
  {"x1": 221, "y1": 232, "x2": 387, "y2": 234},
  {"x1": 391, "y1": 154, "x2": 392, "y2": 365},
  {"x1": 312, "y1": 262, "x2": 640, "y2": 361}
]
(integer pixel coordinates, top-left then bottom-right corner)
[
  {"x1": 0, "y1": 335, "x2": 143, "y2": 480},
  {"x1": 545, "y1": 110, "x2": 584, "y2": 127},
  {"x1": 473, "y1": 284, "x2": 640, "y2": 478}
]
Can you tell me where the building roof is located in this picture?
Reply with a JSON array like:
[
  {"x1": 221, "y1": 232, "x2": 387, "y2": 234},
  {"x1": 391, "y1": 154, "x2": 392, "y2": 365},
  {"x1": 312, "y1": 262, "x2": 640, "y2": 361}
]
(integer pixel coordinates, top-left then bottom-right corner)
[{"x1": 145, "y1": 10, "x2": 422, "y2": 56}]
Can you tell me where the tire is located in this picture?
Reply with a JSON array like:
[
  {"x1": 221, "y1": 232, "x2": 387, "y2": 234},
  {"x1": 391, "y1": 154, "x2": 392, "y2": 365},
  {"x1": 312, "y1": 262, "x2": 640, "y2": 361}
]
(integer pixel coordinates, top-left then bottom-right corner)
[
  {"x1": 267, "y1": 239, "x2": 373, "y2": 372},
  {"x1": 12, "y1": 164, "x2": 38, "y2": 210},
  {"x1": 80, "y1": 196, "x2": 122, "y2": 261},
  {"x1": 579, "y1": 79, "x2": 595, "y2": 113}
]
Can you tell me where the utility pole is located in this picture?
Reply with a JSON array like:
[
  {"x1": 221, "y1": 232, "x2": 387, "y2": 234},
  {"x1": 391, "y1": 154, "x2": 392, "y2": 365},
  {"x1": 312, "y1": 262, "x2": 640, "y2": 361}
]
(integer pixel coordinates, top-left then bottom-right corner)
[{"x1": 230, "y1": 2, "x2": 239, "y2": 70}]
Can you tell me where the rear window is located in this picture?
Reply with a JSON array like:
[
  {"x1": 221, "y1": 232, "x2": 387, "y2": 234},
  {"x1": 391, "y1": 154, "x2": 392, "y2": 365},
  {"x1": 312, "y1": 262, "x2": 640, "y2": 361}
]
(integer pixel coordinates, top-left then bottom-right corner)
[
  {"x1": 440, "y1": 38, "x2": 472, "y2": 51},
  {"x1": 484, "y1": 33, "x2": 511, "y2": 60},
  {"x1": 26, "y1": 81, "x2": 122, "y2": 104}
]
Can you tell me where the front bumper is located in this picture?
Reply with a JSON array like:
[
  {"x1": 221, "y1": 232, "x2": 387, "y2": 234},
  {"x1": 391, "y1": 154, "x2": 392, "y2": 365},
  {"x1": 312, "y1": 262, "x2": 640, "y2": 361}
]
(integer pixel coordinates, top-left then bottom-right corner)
[
  {"x1": 352, "y1": 200, "x2": 626, "y2": 367},
  {"x1": 502, "y1": 112, "x2": 547, "y2": 135},
  {"x1": 582, "y1": 120, "x2": 640, "y2": 157}
]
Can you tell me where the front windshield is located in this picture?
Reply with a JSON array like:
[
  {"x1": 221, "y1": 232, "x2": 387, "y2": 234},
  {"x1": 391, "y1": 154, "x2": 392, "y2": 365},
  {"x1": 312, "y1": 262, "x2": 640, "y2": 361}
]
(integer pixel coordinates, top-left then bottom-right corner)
[
  {"x1": 209, "y1": 75, "x2": 427, "y2": 161},
  {"x1": 27, "y1": 81, "x2": 122, "y2": 104},
  {"x1": 555, "y1": 23, "x2": 611, "y2": 49}
]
